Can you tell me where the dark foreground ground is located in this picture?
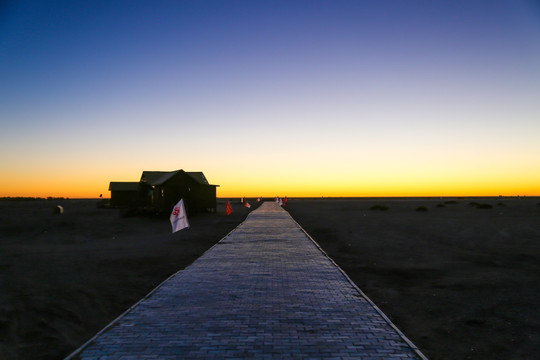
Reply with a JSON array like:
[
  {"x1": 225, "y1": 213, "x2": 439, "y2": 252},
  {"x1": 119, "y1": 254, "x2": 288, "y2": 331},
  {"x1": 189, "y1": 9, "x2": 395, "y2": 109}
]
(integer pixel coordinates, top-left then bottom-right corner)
[
  {"x1": 287, "y1": 197, "x2": 540, "y2": 360},
  {"x1": 0, "y1": 199, "x2": 257, "y2": 359},
  {"x1": 1, "y1": 197, "x2": 539, "y2": 359}
]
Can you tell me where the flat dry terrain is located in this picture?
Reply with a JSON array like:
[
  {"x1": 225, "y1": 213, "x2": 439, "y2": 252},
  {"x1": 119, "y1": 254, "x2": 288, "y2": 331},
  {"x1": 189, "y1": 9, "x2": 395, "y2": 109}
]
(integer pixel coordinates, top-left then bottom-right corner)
[
  {"x1": 1, "y1": 197, "x2": 539, "y2": 359},
  {"x1": 0, "y1": 199, "x2": 255, "y2": 359},
  {"x1": 287, "y1": 197, "x2": 540, "y2": 360}
]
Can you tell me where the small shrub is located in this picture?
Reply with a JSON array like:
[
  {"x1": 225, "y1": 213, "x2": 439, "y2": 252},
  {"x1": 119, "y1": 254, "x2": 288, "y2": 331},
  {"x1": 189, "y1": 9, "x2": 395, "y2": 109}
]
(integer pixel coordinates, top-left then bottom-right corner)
[
  {"x1": 444, "y1": 200, "x2": 458, "y2": 204},
  {"x1": 476, "y1": 203, "x2": 493, "y2": 209},
  {"x1": 416, "y1": 206, "x2": 428, "y2": 212},
  {"x1": 370, "y1": 205, "x2": 389, "y2": 211},
  {"x1": 497, "y1": 202, "x2": 506, "y2": 207},
  {"x1": 469, "y1": 202, "x2": 479, "y2": 207},
  {"x1": 436, "y1": 204, "x2": 445, "y2": 208}
]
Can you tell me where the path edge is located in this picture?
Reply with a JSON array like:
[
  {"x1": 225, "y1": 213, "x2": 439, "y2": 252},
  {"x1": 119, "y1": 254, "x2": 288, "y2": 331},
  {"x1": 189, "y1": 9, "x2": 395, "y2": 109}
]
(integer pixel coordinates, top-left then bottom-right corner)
[
  {"x1": 64, "y1": 214, "x2": 251, "y2": 360},
  {"x1": 286, "y1": 208, "x2": 429, "y2": 360}
]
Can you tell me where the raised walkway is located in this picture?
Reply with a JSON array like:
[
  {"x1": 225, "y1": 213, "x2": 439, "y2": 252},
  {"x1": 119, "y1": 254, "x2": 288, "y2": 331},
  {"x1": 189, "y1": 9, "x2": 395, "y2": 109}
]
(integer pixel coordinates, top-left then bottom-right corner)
[{"x1": 67, "y1": 202, "x2": 427, "y2": 359}]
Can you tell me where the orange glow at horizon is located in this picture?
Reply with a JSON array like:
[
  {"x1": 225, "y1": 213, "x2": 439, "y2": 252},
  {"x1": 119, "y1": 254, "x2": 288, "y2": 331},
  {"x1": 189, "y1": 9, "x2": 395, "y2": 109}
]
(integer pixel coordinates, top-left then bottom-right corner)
[
  {"x1": 2, "y1": 187, "x2": 538, "y2": 199},
  {"x1": 3, "y1": 175, "x2": 537, "y2": 199},
  {"x1": 1, "y1": 156, "x2": 538, "y2": 199}
]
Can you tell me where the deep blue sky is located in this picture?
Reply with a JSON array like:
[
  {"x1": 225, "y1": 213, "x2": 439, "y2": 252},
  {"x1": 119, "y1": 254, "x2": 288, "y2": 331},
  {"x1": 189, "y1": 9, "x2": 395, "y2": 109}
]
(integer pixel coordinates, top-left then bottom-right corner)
[{"x1": 1, "y1": 1, "x2": 540, "y2": 197}]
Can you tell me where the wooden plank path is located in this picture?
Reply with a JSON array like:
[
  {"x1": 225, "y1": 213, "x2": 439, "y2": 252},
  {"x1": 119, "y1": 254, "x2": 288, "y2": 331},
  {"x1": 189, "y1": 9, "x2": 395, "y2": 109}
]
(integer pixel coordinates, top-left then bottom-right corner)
[{"x1": 67, "y1": 201, "x2": 427, "y2": 359}]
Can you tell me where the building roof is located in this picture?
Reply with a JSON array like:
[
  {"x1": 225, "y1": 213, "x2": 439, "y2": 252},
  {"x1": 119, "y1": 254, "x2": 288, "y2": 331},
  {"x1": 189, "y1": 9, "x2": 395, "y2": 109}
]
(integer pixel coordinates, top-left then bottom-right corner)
[
  {"x1": 186, "y1": 172, "x2": 209, "y2": 185},
  {"x1": 109, "y1": 182, "x2": 141, "y2": 191},
  {"x1": 140, "y1": 171, "x2": 179, "y2": 185},
  {"x1": 140, "y1": 170, "x2": 218, "y2": 186}
]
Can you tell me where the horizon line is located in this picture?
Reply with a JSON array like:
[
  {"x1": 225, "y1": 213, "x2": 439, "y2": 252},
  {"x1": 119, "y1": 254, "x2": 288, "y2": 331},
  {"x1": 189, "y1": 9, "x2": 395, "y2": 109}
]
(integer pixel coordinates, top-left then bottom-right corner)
[{"x1": 2, "y1": 195, "x2": 539, "y2": 201}]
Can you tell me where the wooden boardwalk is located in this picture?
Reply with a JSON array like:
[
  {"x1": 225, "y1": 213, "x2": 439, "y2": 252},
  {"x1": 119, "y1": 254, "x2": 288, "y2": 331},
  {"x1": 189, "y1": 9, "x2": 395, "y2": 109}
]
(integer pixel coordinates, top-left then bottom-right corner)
[{"x1": 66, "y1": 201, "x2": 427, "y2": 359}]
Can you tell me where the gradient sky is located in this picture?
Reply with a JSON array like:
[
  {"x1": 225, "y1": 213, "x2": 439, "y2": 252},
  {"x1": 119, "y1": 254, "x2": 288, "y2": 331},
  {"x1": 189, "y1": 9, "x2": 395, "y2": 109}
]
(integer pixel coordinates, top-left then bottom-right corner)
[{"x1": 1, "y1": 0, "x2": 539, "y2": 198}]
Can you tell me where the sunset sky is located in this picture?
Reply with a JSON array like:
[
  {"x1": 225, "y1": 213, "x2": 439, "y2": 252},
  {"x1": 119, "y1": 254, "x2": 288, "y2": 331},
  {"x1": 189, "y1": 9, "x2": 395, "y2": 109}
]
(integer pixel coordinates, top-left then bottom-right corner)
[{"x1": 1, "y1": 0, "x2": 539, "y2": 198}]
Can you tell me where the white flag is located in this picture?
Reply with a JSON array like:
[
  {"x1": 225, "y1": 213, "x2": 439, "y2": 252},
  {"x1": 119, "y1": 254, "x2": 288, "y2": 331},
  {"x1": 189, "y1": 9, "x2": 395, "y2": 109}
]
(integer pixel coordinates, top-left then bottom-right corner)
[{"x1": 170, "y1": 199, "x2": 189, "y2": 233}]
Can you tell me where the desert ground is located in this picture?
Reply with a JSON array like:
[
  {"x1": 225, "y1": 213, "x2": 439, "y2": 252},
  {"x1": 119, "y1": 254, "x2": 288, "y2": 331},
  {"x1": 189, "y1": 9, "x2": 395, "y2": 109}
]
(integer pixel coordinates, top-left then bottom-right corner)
[
  {"x1": 1, "y1": 197, "x2": 539, "y2": 359},
  {"x1": 286, "y1": 197, "x2": 540, "y2": 360},
  {"x1": 0, "y1": 198, "x2": 257, "y2": 359}
]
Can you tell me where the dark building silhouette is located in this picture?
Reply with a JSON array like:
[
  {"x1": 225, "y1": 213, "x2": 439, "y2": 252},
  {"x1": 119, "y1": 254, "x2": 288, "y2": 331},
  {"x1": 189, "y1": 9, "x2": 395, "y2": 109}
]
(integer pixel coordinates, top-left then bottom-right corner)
[
  {"x1": 108, "y1": 182, "x2": 143, "y2": 207},
  {"x1": 109, "y1": 170, "x2": 218, "y2": 214}
]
